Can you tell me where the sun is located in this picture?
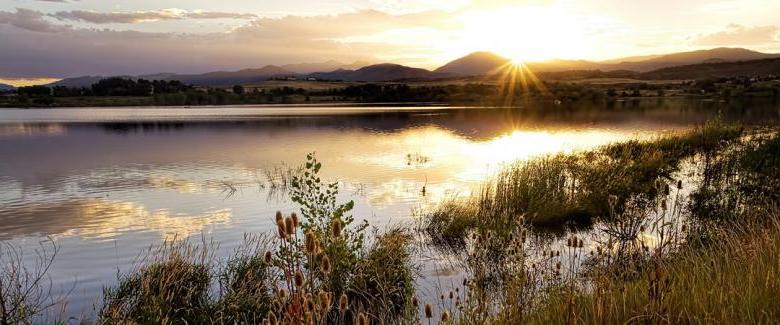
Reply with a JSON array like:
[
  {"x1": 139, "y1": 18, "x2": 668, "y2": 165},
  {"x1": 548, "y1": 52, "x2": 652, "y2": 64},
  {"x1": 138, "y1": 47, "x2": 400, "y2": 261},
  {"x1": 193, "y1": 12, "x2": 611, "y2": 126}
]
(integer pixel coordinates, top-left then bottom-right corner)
[{"x1": 458, "y1": 5, "x2": 590, "y2": 62}]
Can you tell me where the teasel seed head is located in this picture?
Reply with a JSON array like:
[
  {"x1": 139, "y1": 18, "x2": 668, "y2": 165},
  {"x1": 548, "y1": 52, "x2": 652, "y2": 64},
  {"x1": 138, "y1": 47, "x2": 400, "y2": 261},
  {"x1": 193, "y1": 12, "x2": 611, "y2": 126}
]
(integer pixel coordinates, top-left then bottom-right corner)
[
  {"x1": 441, "y1": 310, "x2": 450, "y2": 322},
  {"x1": 339, "y1": 293, "x2": 349, "y2": 312},
  {"x1": 277, "y1": 224, "x2": 287, "y2": 239},
  {"x1": 284, "y1": 217, "x2": 295, "y2": 236},
  {"x1": 304, "y1": 232, "x2": 317, "y2": 253},
  {"x1": 331, "y1": 219, "x2": 342, "y2": 238},
  {"x1": 278, "y1": 288, "x2": 287, "y2": 300},
  {"x1": 319, "y1": 290, "x2": 331, "y2": 310},
  {"x1": 357, "y1": 312, "x2": 368, "y2": 325},
  {"x1": 264, "y1": 251, "x2": 273, "y2": 264},
  {"x1": 424, "y1": 304, "x2": 433, "y2": 318},
  {"x1": 321, "y1": 255, "x2": 331, "y2": 274},
  {"x1": 275, "y1": 211, "x2": 283, "y2": 224},
  {"x1": 294, "y1": 270, "x2": 305, "y2": 288},
  {"x1": 291, "y1": 212, "x2": 299, "y2": 228},
  {"x1": 412, "y1": 296, "x2": 419, "y2": 307},
  {"x1": 677, "y1": 180, "x2": 683, "y2": 189}
]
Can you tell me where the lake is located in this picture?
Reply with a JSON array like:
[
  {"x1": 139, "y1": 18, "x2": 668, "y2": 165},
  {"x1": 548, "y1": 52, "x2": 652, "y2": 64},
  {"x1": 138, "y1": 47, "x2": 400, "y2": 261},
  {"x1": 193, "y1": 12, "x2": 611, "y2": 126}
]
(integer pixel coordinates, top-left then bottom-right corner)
[{"x1": 0, "y1": 99, "x2": 778, "y2": 318}]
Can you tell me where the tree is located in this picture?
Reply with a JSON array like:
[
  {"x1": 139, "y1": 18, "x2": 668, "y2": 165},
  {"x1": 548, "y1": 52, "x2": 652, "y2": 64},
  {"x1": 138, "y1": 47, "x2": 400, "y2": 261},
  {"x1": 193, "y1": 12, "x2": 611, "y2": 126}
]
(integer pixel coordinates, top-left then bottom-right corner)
[{"x1": 232, "y1": 85, "x2": 245, "y2": 95}]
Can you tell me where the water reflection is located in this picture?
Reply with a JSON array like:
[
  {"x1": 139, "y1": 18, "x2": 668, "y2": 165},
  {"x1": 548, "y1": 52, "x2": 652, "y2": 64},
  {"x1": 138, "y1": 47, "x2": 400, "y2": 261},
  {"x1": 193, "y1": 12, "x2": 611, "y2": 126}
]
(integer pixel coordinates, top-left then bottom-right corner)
[{"x1": 0, "y1": 198, "x2": 231, "y2": 241}]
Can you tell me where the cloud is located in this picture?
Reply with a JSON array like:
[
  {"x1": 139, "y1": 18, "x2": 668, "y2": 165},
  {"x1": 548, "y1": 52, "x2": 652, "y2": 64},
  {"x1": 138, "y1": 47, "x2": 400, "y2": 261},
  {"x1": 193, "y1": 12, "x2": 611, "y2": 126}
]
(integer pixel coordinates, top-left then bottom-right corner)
[
  {"x1": 49, "y1": 9, "x2": 258, "y2": 24},
  {"x1": 694, "y1": 24, "x2": 780, "y2": 46},
  {"x1": 0, "y1": 9, "x2": 451, "y2": 77},
  {"x1": 0, "y1": 8, "x2": 68, "y2": 32}
]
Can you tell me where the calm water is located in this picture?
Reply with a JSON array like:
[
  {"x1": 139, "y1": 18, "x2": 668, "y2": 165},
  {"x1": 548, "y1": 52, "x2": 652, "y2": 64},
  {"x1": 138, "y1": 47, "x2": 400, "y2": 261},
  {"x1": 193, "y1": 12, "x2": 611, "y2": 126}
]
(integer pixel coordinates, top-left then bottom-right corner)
[{"x1": 0, "y1": 99, "x2": 778, "y2": 317}]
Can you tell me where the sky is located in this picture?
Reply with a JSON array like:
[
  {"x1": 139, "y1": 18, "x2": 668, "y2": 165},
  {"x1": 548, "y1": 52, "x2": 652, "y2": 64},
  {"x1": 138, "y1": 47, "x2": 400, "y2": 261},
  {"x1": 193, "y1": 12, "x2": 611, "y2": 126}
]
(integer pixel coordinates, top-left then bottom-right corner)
[{"x1": 1, "y1": 0, "x2": 779, "y2": 83}]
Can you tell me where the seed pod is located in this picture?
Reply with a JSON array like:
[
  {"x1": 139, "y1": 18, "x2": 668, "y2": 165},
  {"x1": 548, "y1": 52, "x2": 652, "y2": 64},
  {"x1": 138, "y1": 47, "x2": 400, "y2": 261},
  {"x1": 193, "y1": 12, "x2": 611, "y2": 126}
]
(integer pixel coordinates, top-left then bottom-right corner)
[
  {"x1": 319, "y1": 290, "x2": 331, "y2": 310},
  {"x1": 331, "y1": 220, "x2": 342, "y2": 238},
  {"x1": 275, "y1": 211, "x2": 283, "y2": 224},
  {"x1": 294, "y1": 270, "x2": 305, "y2": 288},
  {"x1": 441, "y1": 310, "x2": 450, "y2": 322},
  {"x1": 291, "y1": 212, "x2": 299, "y2": 228},
  {"x1": 677, "y1": 180, "x2": 683, "y2": 189},
  {"x1": 424, "y1": 304, "x2": 433, "y2": 318},
  {"x1": 264, "y1": 251, "x2": 273, "y2": 264},
  {"x1": 305, "y1": 232, "x2": 317, "y2": 253},
  {"x1": 278, "y1": 288, "x2": 287, "y2": 300},
  {"x1": 412, "y1": 296, "x2": 419, "y2": 307},
  {"x1": 284, "y1": 217, "x2": 295, "y2": 236},
  {"x1": 277, "y1": 224, "x2": 287, "y2": 239},
  {"x1": 339, "y1": 293, "x2": 349, "y2": 312},
  {"x1": 357, "y1": 313, "x2": 368, "y2": 325},
  {"x1": 321, "y1": 255, "x2": 331, "y2": 274}
]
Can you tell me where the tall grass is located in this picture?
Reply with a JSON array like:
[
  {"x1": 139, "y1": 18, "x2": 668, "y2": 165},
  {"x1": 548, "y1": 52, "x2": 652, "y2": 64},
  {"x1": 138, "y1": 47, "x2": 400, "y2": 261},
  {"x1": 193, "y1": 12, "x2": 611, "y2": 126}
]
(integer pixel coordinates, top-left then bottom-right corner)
[
  {"x1": 423, "y1": 121, "x2": 743, "y2": 248},
  {"x1": 445, "y1": 128, "x2": 780, "y2": 324}
]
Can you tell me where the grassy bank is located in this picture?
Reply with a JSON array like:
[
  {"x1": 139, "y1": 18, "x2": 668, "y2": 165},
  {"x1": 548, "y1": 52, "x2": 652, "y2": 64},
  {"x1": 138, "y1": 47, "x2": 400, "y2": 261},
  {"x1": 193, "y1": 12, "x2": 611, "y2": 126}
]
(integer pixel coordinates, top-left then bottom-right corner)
[
  {"x1": 435, "y1": 128, "x2": 780, "y2": 324},
  {"x1": 423, "y1": 121, "x2": 743, "y2": 248}
]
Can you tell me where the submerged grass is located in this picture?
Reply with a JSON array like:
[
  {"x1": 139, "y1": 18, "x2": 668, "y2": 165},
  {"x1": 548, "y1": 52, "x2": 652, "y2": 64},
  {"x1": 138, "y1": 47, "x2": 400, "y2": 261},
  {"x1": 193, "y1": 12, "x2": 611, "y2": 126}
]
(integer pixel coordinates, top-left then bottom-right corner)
[
  {"x1": 423, "y1": 121, "x2": 743, "y2": 248},
  {"x1": 443, "y1": 128, "x2": 780, "y2": 324}
]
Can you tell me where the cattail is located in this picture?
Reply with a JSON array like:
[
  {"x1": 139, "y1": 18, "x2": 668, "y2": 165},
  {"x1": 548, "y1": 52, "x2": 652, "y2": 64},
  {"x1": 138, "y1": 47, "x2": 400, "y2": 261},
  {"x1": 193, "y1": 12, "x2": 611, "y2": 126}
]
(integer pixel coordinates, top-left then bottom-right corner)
[
  {"x1": 291, "y1": 212, "x2": 299, "y2": 228},
  {"x1": 441, "y1": 310, "x2": 450, "y2": 322},
  {"x1": 275, "y1": 211, "x2": 283, "y2": 224},
  {"x1": 357, "y1": 313, "x2": 368, "y2": 325},
  {"x1": 578, "y1": 239, "x2": 584, "y2": 248},
  {"x1": 264, "y1": 251, "x2": 273, "y2": 264},
  {"x1": 449, "y1": 291, "x2": 454, "y2": 299},
  {"x1": 284, "y1": 217, "x2": 295, "y2": 236},
  {"x1": 267, "y1": 311, "x2": 278, "y2": 325},
  {"x1": 331, "y1": 219, "x2": 342, "y2": 238},
  {"x1": 294, "y1": 270, "x2": 305, "y2": 288},
  {"x1": 321, "y1": 255, "x2": 331, "y2": 274},
  {"x1": 677, "y1": 180, "x2": 683, "y2": 189},
  {"x1": 305, "y1": 232, "x2": 317, "y2": 253},
  {"x1": 663, "y1": 184, "x2": 670, "y2": 195},
  {"x1": 339, "y1": 293, "x2": 349, "y2": 312},
  {"x1": 424, "y1": 304, "x2": 433, "y2": 318}
]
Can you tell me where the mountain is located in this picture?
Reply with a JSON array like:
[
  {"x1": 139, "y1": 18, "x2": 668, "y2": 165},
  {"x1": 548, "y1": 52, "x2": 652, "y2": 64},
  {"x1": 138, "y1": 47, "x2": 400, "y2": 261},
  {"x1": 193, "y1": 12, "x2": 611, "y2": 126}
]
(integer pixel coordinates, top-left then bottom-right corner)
[
  {"x1": 282, "y1": 60, "x2": 372, "y2": 74},
  {"x1": 608, "y1": 47, "x2": 780, "y2": 72},
  {"x1": 49, "y1": 75, "x2": 127, "y2": 88},
  {"x1": 141, "y1": 65, "x2": 293, "y2": 86},
  {"x1": 0, "y1": 83, "x2": 15, "y2": 91},
  {"x1": 310, "y1": 63, "x2": 448, "y2": 81},
  {"x1": 51, "y1": 66, "x2": 295, "y2": 88},
  {"x1": 639, "y1": 58, "x2": 780, "y2": 80},
  {"x1": 434, "y1": 52, "x2": 510, "y2": 76}
]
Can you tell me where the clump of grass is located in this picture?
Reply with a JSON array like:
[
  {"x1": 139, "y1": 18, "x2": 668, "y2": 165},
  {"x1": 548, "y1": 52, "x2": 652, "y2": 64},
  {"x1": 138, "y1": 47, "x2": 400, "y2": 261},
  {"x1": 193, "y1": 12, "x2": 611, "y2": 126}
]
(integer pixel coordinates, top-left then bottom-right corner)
[
  {"x1": 99, "y1": 239, "x2": 212, "y2": 323},
  {"x1": 98, "y1": 154, "x2": 418, "y2": 324},
  {"x1": 423, "y1": 121, "x2": 743, "y2": 247},
  {"x1": 0, "y1": 239, "x2": 63, "y2": 325}
]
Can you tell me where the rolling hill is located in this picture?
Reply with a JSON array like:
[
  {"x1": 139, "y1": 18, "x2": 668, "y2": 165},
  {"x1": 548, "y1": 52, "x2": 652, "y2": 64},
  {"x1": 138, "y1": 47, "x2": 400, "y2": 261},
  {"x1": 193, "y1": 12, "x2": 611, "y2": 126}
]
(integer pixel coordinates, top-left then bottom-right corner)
[
  {"x1": 434, "y1": 52, "x2": 510, "y2": 76},
  {"x1": 0, "y1": 83, "x2": 16, "y2": 92},
  {"x1": 609, "y1": 47, "x2": 780, "y2": 72},
  {"x1": 639, "y1": 58, "x2": 780, "y2": 80},
  {"x1": 309, "y1": 63, "x2": 448, "y2": 81}
]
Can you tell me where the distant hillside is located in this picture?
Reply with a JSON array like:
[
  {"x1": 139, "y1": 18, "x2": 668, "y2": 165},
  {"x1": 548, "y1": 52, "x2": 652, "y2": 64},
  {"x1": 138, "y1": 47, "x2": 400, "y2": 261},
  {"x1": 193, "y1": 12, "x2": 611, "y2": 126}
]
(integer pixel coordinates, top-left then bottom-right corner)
[
  {"x1": 50, "y1": 66, "x2": 295, "y2": 88},
  {"x1": 143, "y1": 65, "x2": 293, "y2": 86},
  {"x1": 640, "y1": 58, "x2": 780, "y2": 80},
  {"x1": 434, "y1": 52, "x2": 510, "y2": 76},
  {"x1": 0, "y1": 83, "x2": 16, "y2": 91},
  {"x1": 282, "y1": 60, "x2": 372, "y2": 74},
  {"x1": 310, "y1": 63, "x2": 448, "y2": 81},
  {"x1": 609, "y1": 47, "x2": 780, "y2": 72}
]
